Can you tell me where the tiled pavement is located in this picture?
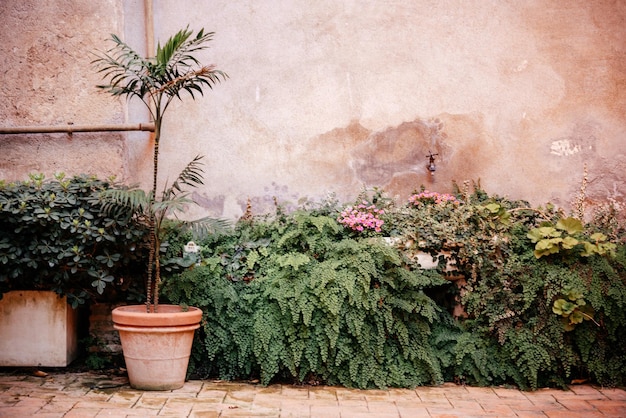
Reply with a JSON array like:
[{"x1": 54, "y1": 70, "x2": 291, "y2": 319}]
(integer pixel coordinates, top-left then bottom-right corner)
[{"x1": 0, "y1": 371, "x2": 625, "y2": 417}]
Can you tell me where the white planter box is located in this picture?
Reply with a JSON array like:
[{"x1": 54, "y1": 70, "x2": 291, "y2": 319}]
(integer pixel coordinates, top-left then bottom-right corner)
[{"x1": 0, "y1": 290, "x2": 79, "y2": 367}]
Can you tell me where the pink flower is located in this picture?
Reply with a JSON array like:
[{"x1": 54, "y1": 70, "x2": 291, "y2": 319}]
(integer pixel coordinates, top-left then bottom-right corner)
[
  {"x1": 409, "y1": 191, "x2": 460, "y2": 207},
  {"x1": 338, "y1": 203, "x2": 385, "y2": 233}
]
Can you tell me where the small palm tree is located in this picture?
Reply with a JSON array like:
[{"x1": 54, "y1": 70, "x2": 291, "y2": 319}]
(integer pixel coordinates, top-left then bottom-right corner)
[{"x1": 92, "y1": 27, "x2": 228, "y2": 311}]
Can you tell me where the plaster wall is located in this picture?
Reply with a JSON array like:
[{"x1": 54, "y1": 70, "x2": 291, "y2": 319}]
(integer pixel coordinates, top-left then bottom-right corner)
[{"x1": 1, "y1": 1, "x2": 624, "y2": 219}]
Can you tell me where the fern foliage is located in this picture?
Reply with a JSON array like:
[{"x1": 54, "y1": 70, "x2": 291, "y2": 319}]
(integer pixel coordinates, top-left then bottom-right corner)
[
  {"x1": 163, "y1": 209, "x2": 450, "y2": 388},
  {"x1": 162, "y1": 186, "x2": 626, "y2": 389}
]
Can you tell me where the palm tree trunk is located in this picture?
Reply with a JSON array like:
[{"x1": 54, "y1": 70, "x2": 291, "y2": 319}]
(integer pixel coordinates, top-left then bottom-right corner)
[{"x1": 146, "y1": 119, "x2": 161, "y2": 312}]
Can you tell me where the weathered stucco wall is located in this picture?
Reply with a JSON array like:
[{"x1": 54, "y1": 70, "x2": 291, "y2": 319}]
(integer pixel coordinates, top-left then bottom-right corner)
[
  {"x1": 0, "y1": 0, "x2": 146, "y2": 181},
  {"x1": 1, "y1": 1, "x2": 624, "y2": 219}
]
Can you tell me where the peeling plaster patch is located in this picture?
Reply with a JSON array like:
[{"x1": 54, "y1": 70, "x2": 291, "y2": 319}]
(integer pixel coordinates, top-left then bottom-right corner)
[
  {"x1": 300, "y1": 113, "x2": 492, "y2": 203},
  {"x1": 350, "y1": 118, "x2": 447, "y2": 185},
  {"x1": 550, "y1": 139, "x2": 581, "y2": 156}
]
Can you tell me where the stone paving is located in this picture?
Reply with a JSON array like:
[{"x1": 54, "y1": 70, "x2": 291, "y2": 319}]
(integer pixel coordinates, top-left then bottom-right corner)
[{"x1": 0, "y1": 371, "x2": 625, "y2": 417}]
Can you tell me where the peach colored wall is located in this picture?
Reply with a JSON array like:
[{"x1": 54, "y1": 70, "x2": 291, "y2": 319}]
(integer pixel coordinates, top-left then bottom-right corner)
[{"x1": 1, "y1": 1, "x2": 624, "y2": 219}]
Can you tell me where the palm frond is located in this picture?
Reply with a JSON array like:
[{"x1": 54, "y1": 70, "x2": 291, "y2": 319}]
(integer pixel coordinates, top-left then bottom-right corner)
[
  {"x1": 100, "y1": 188, "x2": 151, "y2": 217},
  {"x1": 92, "y1": 35, "x2": 154, "y2": 100},
  {"x1": 179, "y1": 216, "x2": 231, "y2": 239},
  {"x1": 161, "y1": 155, "x2": 205, "y2": 202},
  {"x1": 93, "y1": 27, "x2": 227, "y2": 107},
  {"x1": 152, "y1": 195, "x2": 195, "y2": 218}
]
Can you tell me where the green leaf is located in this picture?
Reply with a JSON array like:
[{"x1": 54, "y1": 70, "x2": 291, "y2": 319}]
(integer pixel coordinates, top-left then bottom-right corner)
[
  {"x1": 555, "y1": 217, "x2": 583, "y2": 235},
  {"x1": 561, "y1": 236, "x2": 579, "y2": 249},
  {"x1": 527, "y1": 227, "x2": 560, "y2": 243}
]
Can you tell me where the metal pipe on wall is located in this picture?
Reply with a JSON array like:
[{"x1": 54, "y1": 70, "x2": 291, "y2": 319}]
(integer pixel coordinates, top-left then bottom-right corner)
[{"x1": 0, "y1": 123, "x2": 155, "y2": 135}]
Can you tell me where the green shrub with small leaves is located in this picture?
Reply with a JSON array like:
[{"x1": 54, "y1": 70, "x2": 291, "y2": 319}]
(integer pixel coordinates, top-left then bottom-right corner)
[{"x1": 0, "y1": 173, "x2": 148, "y2": 306}]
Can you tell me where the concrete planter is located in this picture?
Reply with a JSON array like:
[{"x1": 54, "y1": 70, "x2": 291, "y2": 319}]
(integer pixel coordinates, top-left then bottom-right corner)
[
  {"x1": 0, "y1": 290, "x2": 79, "y2": 367},
  {"x1": 112, "y1": 304, "x2": 202, "y2": 390}
]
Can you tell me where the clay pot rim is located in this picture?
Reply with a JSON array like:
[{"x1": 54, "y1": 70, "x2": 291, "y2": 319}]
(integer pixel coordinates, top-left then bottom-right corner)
[{"x1": 112, "y1": 304, "x2": 202, "y2": 327}]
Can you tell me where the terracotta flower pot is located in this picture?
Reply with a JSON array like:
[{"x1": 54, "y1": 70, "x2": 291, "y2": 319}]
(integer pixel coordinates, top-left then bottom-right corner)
[{"x1": 111, "y1": 304, "x2": 202, "y2": 390}]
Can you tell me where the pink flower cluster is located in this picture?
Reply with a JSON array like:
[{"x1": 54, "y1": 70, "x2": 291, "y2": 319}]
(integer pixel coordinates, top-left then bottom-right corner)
[
  {"x1": 338, "y1": 202, "x2": 385, "y2": 232},
  {"x1": 409, "y1": 190, "x2": 460, "y2": 206}
]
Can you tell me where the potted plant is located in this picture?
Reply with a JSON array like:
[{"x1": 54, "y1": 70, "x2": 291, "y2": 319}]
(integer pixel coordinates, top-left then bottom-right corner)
[{"x1": 92, "y1": 26, "x2": 227, "y2": 390}]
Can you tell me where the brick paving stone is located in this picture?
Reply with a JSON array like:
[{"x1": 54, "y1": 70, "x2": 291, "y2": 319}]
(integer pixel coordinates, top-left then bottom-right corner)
[
  {"x1": 197, "y1": 387, "x2": 228, "y2": 400},
  {"x1": 13, "y1": 397, "x2": 50, "y2": 409},
  {"x1": 172, "y1": 380, "x2": 204, "y2": 394},
  {"x1": 5, "y1": 386, "x2": 37, "y2": 397},
  {"x1": 340, "y1": 412, "x2": 398, "y2": 418},
  {"x1": 523, "y1": 391, "x2": 558, "y2": 405},
  {"x1": 308, "y1": 386, "x2": 338, "y2": 400},
  {"x1": 338, "y1": 398, "x2": 369, "y2": 412},
  {"x1": 93, "y1": 413, "x2": 129, "y2": 418},
  {"x1": 587, "y1": 399, "x2": 626, "y2": 417},
  {"x1": 254, "y1": 393, "x2": 287, "y2": 408},
  {"x1": 279, "y1": 413, "x2": 309, "y2": 418},
  {"x1": 336, "y1": 388, "x2": 367, "y2": 401},
  {"x1": 543, "y1": 411, "x2": 605, "y2": 418},
  {"x1": 209, "y1": 382, "x2": 255, "y2": 391},
  {"x1": 479, "y1": 403, "x2": 518, "y2": 417},
  {"x1": 520, "y1": 400, "x2": 567, "y2": 413},
  {"x1": 108, "y1": 390, "x2": 142, "y2": 405},
  {"x1": 134, "y1": 394, "x2": 168, "y2": 409},
  {"x1": 224, "y1": 389, "x2": 257, "y2": 407},
  {"x1": 159, "y1": 398, "x2": 195, "y2": 416},
  {"x1": 28, "y1": 388, "x2": 61, "y2": 399},
  {"x1": 599, "y1": 388, "x2": 626, "y2": 400},
  {"x1": 462, "y1": 386, "x2": 500, "y2": 401},
  {"x1": 566, "y1": 385, "x2": 604, "y2": 395},
  {"x1": 366, "y1": 399, "x2": 399, "y2": 414},
  {"x1": 416, "y1": 391, "x2": 450, "y2": 404},
  {"x1": 189, "y1": 411, "x2": 220, "y2": 418},
  {"x1": 386, "y1": 388, "x2": 419, "y2": 401},
  {"x1": 81, "y1": 390, "x2": 115, "y2": 401},
  {"x1": 63, "y1": 407, "x2": 102, "y2": 417},
  {"x1": 0, "y1": 406, "x2": 45, "y2": 417},
  {"x1": 0, "y1": 397, "x2": 19, "y2": 407},
  {"x1": 279, "y1": 398, "x2": 311, "y2": 411},
  {"x1": 310, "y1": 403, "x2": 341, "y2": 418},
  {"x1": 74, "y1": 400, "x2": 118, "y2": 410},
  {"x1": 280, "y1": 386, "x2": 310, "y2": 399},
  {"x1": 445, "y1": 398, "x2": 485, "y2": 411},
  {"x1": 513, "y1": 412, "x2": 548, "y2": 418},
  {"x1": 492, "y1": 386, "x2": 532, "y2": 399},
  {"x1": 226, "y1": 405, "x2": 281, "y2": 417},
  {"x1": 38, "y1": 399, "x2": 77, "y2": 413},
  {"x1": 103, "y1": 408, "x2": 159, "y2": 418},
  {"x1": 257, "y1": 384, "x2": 283, "y2": 394},
  {"x1": 560, "y1": 398, "x2": 603, "y2": 412},
  {"x1": 394, "y1": 403, "x2": 430, "y2": 418},
  {"x1": 427, "y1": 410, "x2": 486, "y2": 418}
]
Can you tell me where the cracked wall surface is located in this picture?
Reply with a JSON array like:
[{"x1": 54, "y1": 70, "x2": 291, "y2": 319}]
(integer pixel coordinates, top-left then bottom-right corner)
[{"x1": 1, "y1": 0, "x2": 624, "y2": 218}]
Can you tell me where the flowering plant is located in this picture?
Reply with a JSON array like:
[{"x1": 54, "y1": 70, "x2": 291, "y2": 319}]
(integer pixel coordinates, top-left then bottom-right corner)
[
  {"x1": 338, "y1": 201, "x2": 385, "y2": 233},
  {"x1": 408, "y1": 190, "x2": 461, "y2": 207}
]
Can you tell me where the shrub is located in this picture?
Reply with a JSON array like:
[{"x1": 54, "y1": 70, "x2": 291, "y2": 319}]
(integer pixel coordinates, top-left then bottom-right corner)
[
  {"x1": 163, "y1": 184, "x2": 626, "y2": 389},
  {"x1": 163, "y1": 206, "x2": 452, "y2": 388},
  {"x1": 0, "y1": 173, "x2": 148, "y2": 306}
]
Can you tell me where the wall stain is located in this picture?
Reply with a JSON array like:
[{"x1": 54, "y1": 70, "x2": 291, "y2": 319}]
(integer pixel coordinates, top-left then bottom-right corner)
[{"x1": 306, "y1": 113, "x2": 495, "y2": 201}]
